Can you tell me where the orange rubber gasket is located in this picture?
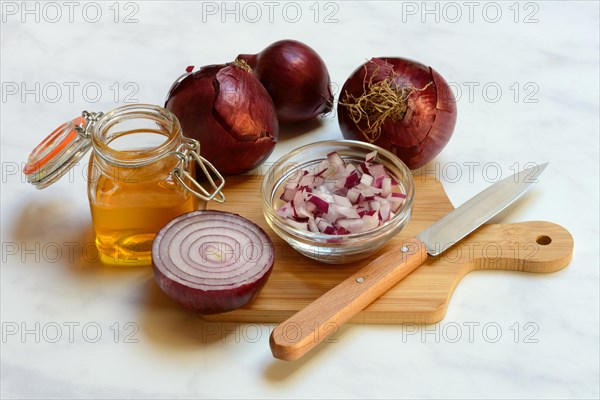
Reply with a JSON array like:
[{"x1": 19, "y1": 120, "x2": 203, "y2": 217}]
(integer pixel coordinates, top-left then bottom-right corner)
[{"x1": 23, "y1": 116, "x2": 86, "y2": 176}]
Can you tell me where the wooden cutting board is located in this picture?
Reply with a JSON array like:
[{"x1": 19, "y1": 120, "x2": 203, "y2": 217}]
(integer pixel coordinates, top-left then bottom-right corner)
[{"x1": 205, "y1": 175, "x2": 573, "y2": 324}]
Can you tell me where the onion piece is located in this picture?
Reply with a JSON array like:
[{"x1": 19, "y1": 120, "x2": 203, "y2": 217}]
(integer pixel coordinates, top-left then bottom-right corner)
[
  {"x1": 299, "y1": 172, "x2": 315, "y2": 187},
  {"x1": 277, "y1": 203, "x2": 294, "y2": 219},
  {"x1": 370, "y1": 201, "x2": 381, "y2": 212},
  {"x1": 368, "y1": 163, "x2": 387, "y2": 179},
  {"x1": 307, "y1": 195, "x2": 329, "y2": 214},
  {"x1": 347, "y1": 188, "x2": 360, "y2": 204},
  {"x1": 337, "y1": 218, "x2": 365, "y2": 233},
  {"x1": 361, "y1": 214, "x2": 380, "y2": 231},
  {"x1": 333, "y1": 194, "x2": 353, "y2": 208},
  {"x1": 333, "y1": 204, "x2": 360, "y2": 219},
  {"x1": 365, "y1": 150, "x2": 377, "y2": 162},
  {"x1": 308, "y1": 218, "x2": 319, "y2": 233},
  {"x1": 327, "y1": 151, "x2": 345, "y2": 171},
  {"x1": 360, "y1": 174, "x2": 374, "y2": 186},
  {"x1": 152, "y1": 211, "x2": 274, "y2": 314},
  {"x1": 381, "y1": 178, "x2": 392, "y2": 198},
  {"x1": 280, "y1": 187, "x2": 297, "y2": 202},
  {"x1": 345, "y1": 170, "x2": 360, "y2": 188},
  {"x1": 379, "y1": 201, "x2": 391, "y2": 221}
]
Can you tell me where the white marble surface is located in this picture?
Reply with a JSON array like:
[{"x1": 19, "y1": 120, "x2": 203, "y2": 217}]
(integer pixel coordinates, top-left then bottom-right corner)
[{"x1": 1, "y1": 1, "x2": 599, "y2": 398}]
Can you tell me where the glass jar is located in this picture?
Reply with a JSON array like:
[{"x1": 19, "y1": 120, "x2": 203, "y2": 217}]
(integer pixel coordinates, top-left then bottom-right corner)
[{"x1": 24, "y1": 104, "x2": 225, "y2": 266}]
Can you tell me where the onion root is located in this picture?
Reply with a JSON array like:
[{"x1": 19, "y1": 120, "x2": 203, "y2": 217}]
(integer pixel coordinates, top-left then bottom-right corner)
[{"x1": 339, "y1": 60, "x2": 432, "y2": 143}]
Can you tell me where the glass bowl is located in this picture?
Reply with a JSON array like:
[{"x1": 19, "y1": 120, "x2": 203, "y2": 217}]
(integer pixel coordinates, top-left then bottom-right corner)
[{"x1": 262, "y1": 140, "x2": 414, "y2": 264}]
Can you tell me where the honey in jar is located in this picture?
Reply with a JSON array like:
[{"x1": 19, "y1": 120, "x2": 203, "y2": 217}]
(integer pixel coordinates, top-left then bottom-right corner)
[{"x1": 24, "y1": 104, "x2": 225, "y2": 266}]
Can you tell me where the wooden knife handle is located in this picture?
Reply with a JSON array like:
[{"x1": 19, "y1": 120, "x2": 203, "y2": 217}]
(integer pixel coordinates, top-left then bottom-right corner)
[{"x1": 270, "y1": 237, "x2": 428, "y2": 361}]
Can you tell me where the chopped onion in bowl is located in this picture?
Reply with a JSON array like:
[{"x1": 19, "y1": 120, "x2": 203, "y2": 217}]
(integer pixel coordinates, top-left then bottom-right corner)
[{"x1": 277, "y1": 151, "x2": 407, "y2": 235}]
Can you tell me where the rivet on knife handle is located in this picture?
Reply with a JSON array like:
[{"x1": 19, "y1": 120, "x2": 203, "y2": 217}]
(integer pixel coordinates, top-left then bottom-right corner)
[{"x1": 269, "y1": 237, "x2": 428, "y2": 361}]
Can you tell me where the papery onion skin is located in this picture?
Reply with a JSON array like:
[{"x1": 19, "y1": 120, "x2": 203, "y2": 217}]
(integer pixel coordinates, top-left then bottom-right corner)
[
  {"x1": 165, "y1": 63, "x2": 279, "y2": 175},
  {"x1": 238, "y1": 40, "x2": 333, "y2": 123},
  {"x1": 337, "y1": 57, "x2": 457, "y2": 170},
  {"x1": 152, "y1": 211, "x2": 274, "y2": 314}
]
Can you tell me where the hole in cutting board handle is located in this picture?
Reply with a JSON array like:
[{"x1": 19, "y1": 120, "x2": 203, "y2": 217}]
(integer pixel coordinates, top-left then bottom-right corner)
[{"x1": 536, "y1": 235, "x2": 552, "y2": 245}]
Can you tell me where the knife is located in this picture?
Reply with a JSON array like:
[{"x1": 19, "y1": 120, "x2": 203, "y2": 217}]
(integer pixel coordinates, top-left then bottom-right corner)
[{"x1": 270, "y1": 163, "x2": 548, "y2": 360}]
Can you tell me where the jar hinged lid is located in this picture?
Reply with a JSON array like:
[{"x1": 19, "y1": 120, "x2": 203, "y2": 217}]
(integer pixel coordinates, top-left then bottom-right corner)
[{"x1": 24, "y1": 112, "x2": 99, "y2": 189}]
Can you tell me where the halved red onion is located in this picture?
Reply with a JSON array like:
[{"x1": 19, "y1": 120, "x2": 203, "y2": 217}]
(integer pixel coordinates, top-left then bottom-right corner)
[
  {"x1": 152, "y1": 211, "x2": 274, "y2": 314},
  {"x1": 277, "y1": 151, "x2": 406, "y2": 234}
]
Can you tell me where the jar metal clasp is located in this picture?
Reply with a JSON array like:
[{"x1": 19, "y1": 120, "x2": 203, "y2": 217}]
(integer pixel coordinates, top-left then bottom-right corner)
[{"x1": 172, "y1": 137, "x2": 226, "y2": 203}]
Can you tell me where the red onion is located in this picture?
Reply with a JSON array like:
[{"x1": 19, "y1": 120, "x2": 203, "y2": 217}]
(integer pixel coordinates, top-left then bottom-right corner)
[
  {"x1": 238, "y1": 40, "x2": 333, "y2": 123},
  {"x1": 276, "y1": 151, "x2": 406, "y2": 234},
  {"x1": 338, "y1": 57, "x2": 457, "y2": 170},
  {"x1": 152, "y1": 211, "x2": 274, "y2": 314},
  {"x1": 165, "y1": 61, "x2": 278, "y2": 175}
]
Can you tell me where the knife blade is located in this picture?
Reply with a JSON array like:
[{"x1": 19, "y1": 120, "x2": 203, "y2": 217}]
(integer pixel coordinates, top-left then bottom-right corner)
[{"x1": 270, "y1": 163, "x2": 548, "y2": 360}]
